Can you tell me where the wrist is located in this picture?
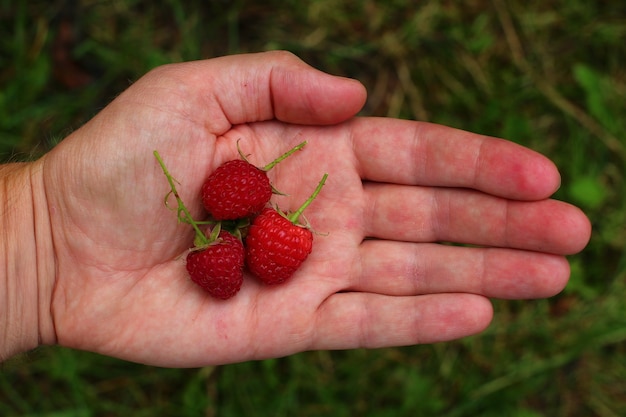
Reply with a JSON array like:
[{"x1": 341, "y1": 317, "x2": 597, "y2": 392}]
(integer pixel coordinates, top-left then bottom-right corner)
[{"x1": 0, "y1": 160, "x2": 56, "y2": 361}]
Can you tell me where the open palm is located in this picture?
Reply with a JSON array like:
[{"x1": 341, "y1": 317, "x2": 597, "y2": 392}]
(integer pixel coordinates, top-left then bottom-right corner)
[{"x1": 41, "y1": 52, "x2": 590, "y2": 367}]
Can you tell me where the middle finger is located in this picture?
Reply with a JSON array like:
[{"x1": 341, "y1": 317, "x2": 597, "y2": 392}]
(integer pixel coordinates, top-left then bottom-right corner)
[{"x1": 362, "y1": 182, "x2": 584, "y2": 255}]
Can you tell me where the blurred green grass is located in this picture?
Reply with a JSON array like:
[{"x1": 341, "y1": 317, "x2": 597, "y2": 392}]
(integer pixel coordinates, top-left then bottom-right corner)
[{"x1": 1, "y1": 0, "x2": 625, "y2": 415}]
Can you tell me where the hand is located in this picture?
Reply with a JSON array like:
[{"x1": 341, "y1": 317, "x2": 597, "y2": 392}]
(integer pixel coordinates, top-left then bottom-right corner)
[{"x1": 39, "y1": 51, "x2": 590, "y2": 367}]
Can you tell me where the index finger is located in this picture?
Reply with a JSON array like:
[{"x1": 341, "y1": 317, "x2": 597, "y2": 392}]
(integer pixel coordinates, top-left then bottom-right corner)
[{"x1": 351, "y1": 118, "x2": 561, "y2": 201}]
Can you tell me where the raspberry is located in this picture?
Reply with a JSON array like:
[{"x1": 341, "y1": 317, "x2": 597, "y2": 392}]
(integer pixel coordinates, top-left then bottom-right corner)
[
  {"x1": 201, "y1": 159, "x2": 272, "y2": 220},
  {"x1": 201, "y1": 141, "x2": 306, "y2": 220},
  {"x1": 186, "y1": 230, "x2": 245, "y2": 299},
  {"x1": 155, "y1": 151, "x2": 245, "y2": 299},
  {"x1": 154, "y1": 149, "x2": 326, "y2": 298},
  {"x1": 246, "y1": 174, "x2": 327, "y2": 285},
  {"x1": 246, "y1": 208, "x2": 313, "y2": 284}
]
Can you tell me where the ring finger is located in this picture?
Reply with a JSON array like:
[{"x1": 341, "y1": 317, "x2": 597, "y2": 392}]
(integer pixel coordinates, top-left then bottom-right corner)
[{"x1": 349, "y1": 240, "x2": 570, "y2": 298}]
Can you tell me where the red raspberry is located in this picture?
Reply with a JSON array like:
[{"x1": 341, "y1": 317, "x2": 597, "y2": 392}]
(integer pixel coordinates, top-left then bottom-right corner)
[
  {"x1": 201, "y1": 141, "x2": 307, "y2": 220},
  {"x1": 186, "y1": 231, "x2": 245, "y2": 299},
  {"x1": 154, "y1": 148, "x2": 325, "y2": 298},
  {"x1": 154, "y1": 151, "x2": 246, "y2": 299},
  {"x1": 245, "y1": 208, "x2": 313, "y2": 285},
  {"x1": 245, "y1": 172, "x2": 328, "y2": 285},
  {"x1": 201, "y1": 159, "x2": 272, "y2": 220}
]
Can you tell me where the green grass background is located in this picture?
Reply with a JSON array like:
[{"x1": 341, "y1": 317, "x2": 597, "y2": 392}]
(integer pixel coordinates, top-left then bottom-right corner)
[{"x1": 1, "y1": 0, "x2": 625, "y2": 415}]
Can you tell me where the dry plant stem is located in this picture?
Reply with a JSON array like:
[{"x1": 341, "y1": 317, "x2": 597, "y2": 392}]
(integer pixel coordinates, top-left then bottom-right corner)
[{"x1": 491, "y1": 0, "x2": 626, "y2": 159}]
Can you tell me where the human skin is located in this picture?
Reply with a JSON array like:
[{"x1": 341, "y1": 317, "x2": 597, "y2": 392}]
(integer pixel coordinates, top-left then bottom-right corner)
[{"x1": 0, "y1": 51, "x2": 591, "y2": 367}]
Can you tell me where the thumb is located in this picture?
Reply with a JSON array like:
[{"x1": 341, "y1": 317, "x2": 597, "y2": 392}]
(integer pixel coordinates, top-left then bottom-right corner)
[
  {"x1": 264, "y1": 51, "x2": 368, "y2": 125},
  {"x1": 130, "y1": 51, "x2": 367, "y2": 134}
]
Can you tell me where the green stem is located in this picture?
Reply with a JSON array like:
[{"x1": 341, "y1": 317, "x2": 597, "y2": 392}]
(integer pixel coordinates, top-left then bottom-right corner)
[
  {"x1": 263, "y1": 141, "x2": 307, "y2": 171},
  {"x1": 289, "y1": 173, "x2": 328, "y2": 223},
  {"x1": 153, "y1": 150, "x2": 209, "y2": 246}
]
